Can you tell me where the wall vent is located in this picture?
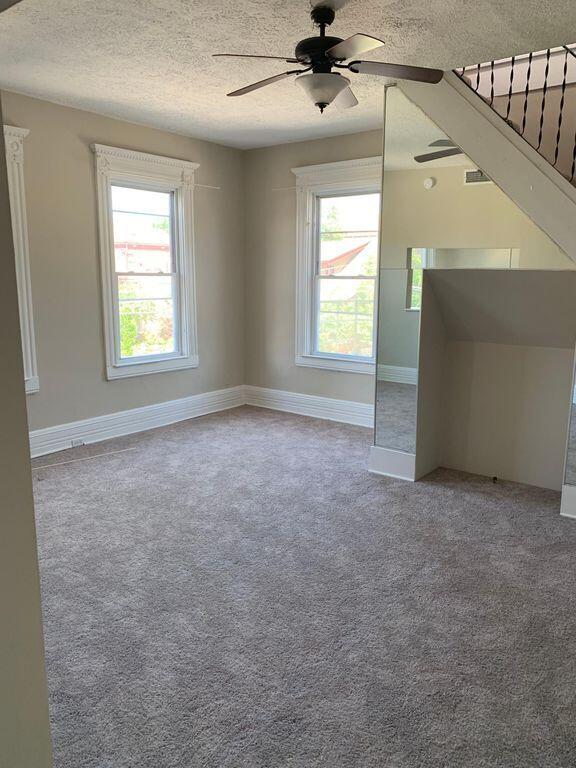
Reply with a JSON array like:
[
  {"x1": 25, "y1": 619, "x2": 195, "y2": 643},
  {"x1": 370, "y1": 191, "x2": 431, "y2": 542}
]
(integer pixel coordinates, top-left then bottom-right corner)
[{"x1": 464, "y1": 168, "x2": 493, "y2": 185}]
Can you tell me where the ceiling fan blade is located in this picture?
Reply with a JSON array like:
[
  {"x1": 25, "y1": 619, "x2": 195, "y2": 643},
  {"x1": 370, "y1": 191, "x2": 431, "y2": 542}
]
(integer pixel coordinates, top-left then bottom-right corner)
[
  {"x1": 0, "y1": 0, "x2": 25, "y2": 10},
  {"x1": 428, "y1": 139, "x2": 457, "y2": 148},
  {"x1": 227, "y1": 71, "x2": 296, "y2": 97},
  {"x1": 334, "y1": 86, "x2": 359, "y2": 109},
  {"x1": 326, "y1": 33, "x2": 385, "y2": 61},
  {"x1": 350, "y1": 60, "x2": 443, "y2": 84},
  {"x1": 414, "y1": 148, "x2": 464, "y2": 163},
  {"x1": 214, "y1": 53, "x2": 299, "y2": 63}
]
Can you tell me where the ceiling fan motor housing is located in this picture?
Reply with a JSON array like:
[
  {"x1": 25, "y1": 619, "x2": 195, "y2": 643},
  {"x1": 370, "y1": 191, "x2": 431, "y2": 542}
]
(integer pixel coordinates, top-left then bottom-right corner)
[{"x1": 295, "y1": 36, "x2": 344, "y2": 70}]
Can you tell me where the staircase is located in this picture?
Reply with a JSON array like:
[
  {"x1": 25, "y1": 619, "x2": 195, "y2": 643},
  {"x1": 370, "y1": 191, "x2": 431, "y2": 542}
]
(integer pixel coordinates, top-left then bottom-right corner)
[{"x1": 455, "y1": 47, "x2": 576, "y2": 186}]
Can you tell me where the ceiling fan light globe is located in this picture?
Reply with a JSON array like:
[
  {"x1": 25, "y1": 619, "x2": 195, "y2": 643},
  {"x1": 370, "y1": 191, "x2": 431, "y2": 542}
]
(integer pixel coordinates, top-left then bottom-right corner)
[{"x1": 295, "y1": 72, "x2": 350, "y2": 111}]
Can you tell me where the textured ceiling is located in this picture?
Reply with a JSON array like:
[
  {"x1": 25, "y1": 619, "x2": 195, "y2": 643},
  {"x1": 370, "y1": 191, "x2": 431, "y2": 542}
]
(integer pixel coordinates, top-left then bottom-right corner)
[
  {"x1": 0, "y1": 0, "x2": 575, "y2": 148},
  {"x1": 384, "y1": 87, "x2": 470, "y2": 170}
]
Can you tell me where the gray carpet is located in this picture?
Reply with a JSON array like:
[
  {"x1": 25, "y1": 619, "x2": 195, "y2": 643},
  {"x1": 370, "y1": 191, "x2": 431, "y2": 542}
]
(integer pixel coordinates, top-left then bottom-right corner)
[
  {"x1": 32, "y1": 406, "x2": 576, "y2": 768},
  {"x1": 375, "y1": 380, "x2": 417, "y2": 454}
]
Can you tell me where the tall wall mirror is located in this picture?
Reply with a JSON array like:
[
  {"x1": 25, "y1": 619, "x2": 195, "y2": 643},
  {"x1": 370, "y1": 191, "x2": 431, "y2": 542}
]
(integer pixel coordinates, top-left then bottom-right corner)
[
  {"x1": 565, "y1": 382, "x2": 576, "y2": 486},
  {"x1": 375, "y1": 85, "x2": 575, "y2": 459}
]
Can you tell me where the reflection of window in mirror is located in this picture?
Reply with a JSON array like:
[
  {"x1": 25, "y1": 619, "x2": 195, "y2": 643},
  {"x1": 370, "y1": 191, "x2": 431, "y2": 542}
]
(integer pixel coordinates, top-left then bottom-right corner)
[{"x1": 405, "y1": 248, "x2": 434, "y2": 311}]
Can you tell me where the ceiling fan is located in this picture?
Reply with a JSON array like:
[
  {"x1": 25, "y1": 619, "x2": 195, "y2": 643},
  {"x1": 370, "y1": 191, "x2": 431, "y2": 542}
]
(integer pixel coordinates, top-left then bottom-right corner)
[
  {"x1": 214, "y1": 5, "x2": 443, "y2": 114},
  {"x1": 414, "y1": 139, "x2": 464, "y2": 163}
]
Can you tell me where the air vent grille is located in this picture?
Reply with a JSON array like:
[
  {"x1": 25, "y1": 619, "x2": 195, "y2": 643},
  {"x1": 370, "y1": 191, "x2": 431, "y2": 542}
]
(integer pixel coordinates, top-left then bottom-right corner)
[{"x1": 464, "y1": 169, "x2": 492, "y2": 185}]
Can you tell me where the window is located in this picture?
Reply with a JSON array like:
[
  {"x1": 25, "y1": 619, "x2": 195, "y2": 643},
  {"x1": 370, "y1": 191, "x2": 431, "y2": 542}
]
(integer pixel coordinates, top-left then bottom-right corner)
[
  {"x1": 93, "y1": 144, "x2": 199, "y2": 379},
  {"x1": 406, "y1": 248, "x2": 434, "y2": 311},
  {"x1": 4, "y1": 126, "x2": 38, "y2": 393},
  {"x1": 316, "y1": 193, "x2": 379, "y2": 357},
  {"x1": 293, "y1": 157, "x2": 382, "y2": 374}
]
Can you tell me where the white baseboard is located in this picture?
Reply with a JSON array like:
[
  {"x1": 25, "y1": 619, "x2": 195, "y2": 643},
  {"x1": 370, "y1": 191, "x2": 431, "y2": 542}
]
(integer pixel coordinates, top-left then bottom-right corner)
[
  {"x1": 29, "y1": 384, "x2": 374, "y2": 458},
  {"x1": 377, "y1": 365, "x2": 418, "y2": 385},
  {"x1": 29, "y1": 385, "x2": 245, "y2": 458},
  {"x1": 560, "y1": 483, "x2": 576, "y2": 519},
  {"x1": 244, "y1": 385, "x2": 373, "y2": 428},
  {"x1": 368, "y1": 445, "x2": 416, "y2": 481}
]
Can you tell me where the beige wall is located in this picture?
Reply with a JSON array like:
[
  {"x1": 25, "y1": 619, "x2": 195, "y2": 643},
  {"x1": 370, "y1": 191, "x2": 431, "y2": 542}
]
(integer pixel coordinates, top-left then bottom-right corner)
[
  {"x1": 2, "y1": 91, "x2": 246, "y2": 430},
  {"x1": 244, "y1": 130, "x2": 382, "y2": 405},
  {"x1": 0, "y1": 95, "x2": 52, "y2": 767},
  {"x1": 378, "y1": 165, "x2": 573, "y2": 370},
  {"x1": 6, "y1": 91, "x2": 574, "y2": 424},
  {"x1": 442, "y1": 342, "x2": 574, "y2": 490},
  {"x1": 380, "y1": 165, "x2": 571, "y2": 269},
  {"x1": 244, "y1": 133, "x2": 572, "y2": 404}
]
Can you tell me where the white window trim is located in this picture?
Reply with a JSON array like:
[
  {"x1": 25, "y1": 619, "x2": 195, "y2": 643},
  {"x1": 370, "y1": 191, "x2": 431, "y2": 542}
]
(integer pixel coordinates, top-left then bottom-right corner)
[
  {"x1": 5, "y1": 126, "x2": 39, "y2": 394},
  {"x1": 92, "y1": 144, "x2": 199, "y2": 380},
  {"x1": 292, "y1": 156, "x2": 382, "y2": 375}
]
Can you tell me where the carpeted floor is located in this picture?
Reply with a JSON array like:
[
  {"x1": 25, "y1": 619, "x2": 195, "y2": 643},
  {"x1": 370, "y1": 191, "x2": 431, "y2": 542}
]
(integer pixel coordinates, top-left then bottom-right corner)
[{"x1": 32, "y1": 406, "x2": 576, "y2": 768}]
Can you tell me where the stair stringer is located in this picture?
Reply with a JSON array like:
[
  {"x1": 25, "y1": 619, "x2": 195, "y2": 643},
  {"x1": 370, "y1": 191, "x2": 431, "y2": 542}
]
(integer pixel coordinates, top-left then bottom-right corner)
[{"x1": 399, "y1": 71, "x2": 576, "y2": 263}]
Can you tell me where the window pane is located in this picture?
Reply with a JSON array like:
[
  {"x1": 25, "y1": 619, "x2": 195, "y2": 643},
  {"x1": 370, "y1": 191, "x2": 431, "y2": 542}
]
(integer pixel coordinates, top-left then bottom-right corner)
[
  {"x1": 319, "y1": 193, "x2": 379, "y2": 277},
  {"x1": 119, "y1": 299, "x2": 175, "y2": 359},
  {"x1": 118, "y1": 275, "x2": 173, "y2": 300},
  {"x1": 408, "y1": 248, "x2": 424, "y2": 310},
  {"x1": 409, "y1": 270, "x2": 423, "y2": 310},
  {"x1": 316, "y1": 277, "x2": 375, "y2": 358},
  {"x1": 112, "y1": 186, "x2": 170, "y2": 215},
  {"x1": 112, "y1": 186, "x2": 172, "y2": 273},
  {"x1": 410, "y1": 248, "x2": 425, "y2": 270}
]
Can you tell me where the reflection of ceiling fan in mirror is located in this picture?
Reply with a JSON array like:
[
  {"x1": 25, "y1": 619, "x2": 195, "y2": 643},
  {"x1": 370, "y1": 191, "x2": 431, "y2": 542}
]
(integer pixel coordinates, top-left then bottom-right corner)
[
  {"x1": 214, "y1": 5, "x2": 443, "y2": 114},
  {"x1": 414, "y1": 139, "x2": 464, "y2": 163}
]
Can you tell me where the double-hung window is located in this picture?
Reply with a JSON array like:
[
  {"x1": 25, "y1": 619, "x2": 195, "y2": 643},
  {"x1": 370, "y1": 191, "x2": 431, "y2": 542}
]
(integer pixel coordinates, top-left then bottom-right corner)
[
  {"x1": 293, "y1": 157, "x2": 381, "y2": 374},
  {"x1": 93, "y1": 144, "x2": 198, "y2": 379}
]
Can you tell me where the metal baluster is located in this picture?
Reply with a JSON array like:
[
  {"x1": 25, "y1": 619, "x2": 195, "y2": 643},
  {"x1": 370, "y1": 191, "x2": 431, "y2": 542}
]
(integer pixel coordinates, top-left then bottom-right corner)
[
  {"x1": 561, "y1": 47, "x2": 576, "y2": 182},
  {"x1": 490, "y1": 60, "x2": 495, "y2": 106},
  {"x1": 553, "y1": 49, "x2": 569, "y2": 167},
  {"x1": 521, "y1": 51, "x2": 533, "y2": 136},
  {"x1": 570, "y1": 136, "x2": 576, "y2": 182},
  {"x1": 474, "y1": 62, "x2": 481, "y2": 92},
  {"x1": 536, "y1": 49, "x2": 551, "y2": 151},
  {"x1": 505, "y1": 56, "x2": 515, "y2": 120}
]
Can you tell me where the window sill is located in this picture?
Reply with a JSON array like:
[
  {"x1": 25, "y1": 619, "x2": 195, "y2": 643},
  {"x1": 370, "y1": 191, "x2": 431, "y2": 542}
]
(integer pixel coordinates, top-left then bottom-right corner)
[
  {"x1": 296, "y1": 354, "x2": 375, "y2": 375},
  {"x1": 106, "y1": 354, "x2": 199, "y2": 380}
]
